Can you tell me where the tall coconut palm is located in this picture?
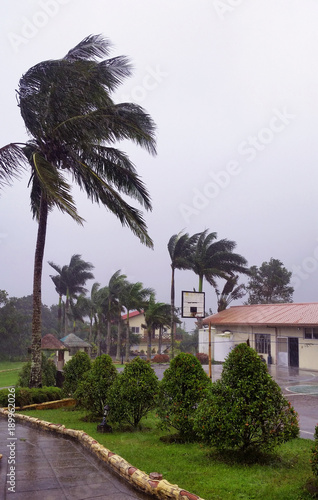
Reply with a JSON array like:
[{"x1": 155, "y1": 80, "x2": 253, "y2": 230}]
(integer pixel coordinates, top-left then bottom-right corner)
[
  {"x1": 168, "y1": 231, "x2": 200, "y2": 357},
  {"x1": 49, "y1": 254, "x2": 94, "y2": 334},
  {"x1": 0, "y1": 35, "x2": 156, "y2": 386},
  {"x1": 120, "y1": 281, "x2": 154, "y2": 361},
  {"x1": 189, "y1": 229, "x2": 249, "y2": 293},
  {"x1": 143, "y1": 295, "x2": 172, "y2": 361}
]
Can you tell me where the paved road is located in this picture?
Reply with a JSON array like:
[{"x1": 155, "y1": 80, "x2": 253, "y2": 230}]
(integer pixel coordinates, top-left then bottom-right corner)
[{"x1": 0, "y1": 418, "x2": 152, "y2": 500}]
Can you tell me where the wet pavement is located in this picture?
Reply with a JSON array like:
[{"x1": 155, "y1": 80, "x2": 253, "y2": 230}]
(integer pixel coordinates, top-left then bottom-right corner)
[{"x1": 0, "y1": 418, "x2": 152, "y2": 500}]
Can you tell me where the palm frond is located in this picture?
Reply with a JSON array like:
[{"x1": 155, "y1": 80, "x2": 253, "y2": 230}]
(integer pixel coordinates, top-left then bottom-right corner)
[
  {"x1": 64, "y1": 34, "x2": 112, "y2": 61},
  {"x1": 31, "y1": 153, "x2": 84, "y2": 224},
  {"x1": 0, "y1": 144, "x2": 27, "y2": 187}
]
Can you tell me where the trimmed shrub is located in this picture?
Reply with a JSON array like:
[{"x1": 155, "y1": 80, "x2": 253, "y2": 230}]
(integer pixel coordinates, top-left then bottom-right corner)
[
  {"x1": 108, "y1": 357, "x2": 159, "y2": 428},
  {"x1": 196, "y1": 353, "x2": 209, "y2": 365},
  {"x1": 156, "y1": 352, "x2": 211, "y2": 440},
  {"x1": 75, "y1": 354, "x2": 117, "y2": 417},
  {"x1": 17, "y1": 354, "x2": 57, "y2": 387},
  {"x1": 194, "y1": 343, "x2": 299, "y2": 452},
  {"x1": 311, "y1": 425, "x2": 318, "y2": 479},
  {"x1": 152, "y1": 354, "x2": 170, "y2": 363},
  {"x1": 62, "y1": 351, "x2": 92, "y2": 397}
]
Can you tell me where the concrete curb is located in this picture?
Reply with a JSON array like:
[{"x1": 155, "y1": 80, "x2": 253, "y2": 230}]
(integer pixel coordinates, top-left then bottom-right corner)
[{"x1": 0, "y1": 407, "x2": 204, "y2": 500}]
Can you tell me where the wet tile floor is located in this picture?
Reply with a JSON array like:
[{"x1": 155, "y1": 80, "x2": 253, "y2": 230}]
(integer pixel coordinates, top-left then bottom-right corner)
[{"x1": 0, "y1": 418, "x2": 152, "y2": 499}]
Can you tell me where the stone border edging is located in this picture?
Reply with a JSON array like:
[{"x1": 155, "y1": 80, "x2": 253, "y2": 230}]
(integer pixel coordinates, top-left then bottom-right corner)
[{"x1": 0, "y1": 407, "x2": 204, "y2": 500}]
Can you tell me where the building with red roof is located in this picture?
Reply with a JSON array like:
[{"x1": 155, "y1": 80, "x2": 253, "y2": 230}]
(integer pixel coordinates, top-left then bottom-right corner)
[{"x1": 201, "y1": 303, "x2": 318, "y2": 370}]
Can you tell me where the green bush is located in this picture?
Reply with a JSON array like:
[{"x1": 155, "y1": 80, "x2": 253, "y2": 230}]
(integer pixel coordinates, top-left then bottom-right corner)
[
  {"x1": 17, "y1": 354, "x2": 57, "y2": 387},
  {"x1": 62, "y1": 351, "x2": 92, "y2": 397},
  {"x1": 108, "y1": 357, "x2": 159, "y2": 428},
  {"x1": 75, "y1": 354, "x2": 117, "y2": 417},
  {"x1": 194, "y1": 343, "x2": 299, "y2": 452},
  {"x1": 311, "y1": 425, "x2": 318, "y2": 479},
  {"x1": 156, "y1": 352, "x2": 211, "y2": 440},
  {"x1": 0, "y1": 387, "x2": 63, "y2": 407}
]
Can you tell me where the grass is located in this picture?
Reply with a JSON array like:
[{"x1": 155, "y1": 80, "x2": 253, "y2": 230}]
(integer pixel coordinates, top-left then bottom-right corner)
[
  {"x1": 18, "y1": 407, "x2": 316, "y2": 500},
  {"x1": 0, "y1": 361, "x2": 25, "y2": 387}
]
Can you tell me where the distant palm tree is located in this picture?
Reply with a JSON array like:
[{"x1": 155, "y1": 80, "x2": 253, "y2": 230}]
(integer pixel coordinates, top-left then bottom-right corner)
[
  {"x1": 49, "y1": 254, "x2": 94, "y2": 334},
  {"x1": 0, "y1": 34, "x2": 156, "y2": 386},
  {"x1": 215, "y1": 274, "x2": 247, "y2": 312},
  {"x1": 104, "y1": 270, "x2": 127, "y2": 355},
  {"x1": 143, "y1": 295, "x2": 172, "y2": 361},
  {"x1": 120, "y1": 281, "x2": 154, "y2": 361},
  {"x1": 189, "y1": 229, "x2": 249, "y2": 293},
  {"x1": 168, "y1": 231, "x2": 200, "y2": 357}
]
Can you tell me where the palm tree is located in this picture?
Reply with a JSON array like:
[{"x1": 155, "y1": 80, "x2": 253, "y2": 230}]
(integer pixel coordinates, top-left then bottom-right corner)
[
  {"x1": 104, "y1": 270, "x2": 127, "y2": 355},
  {"x1": 120, "y1": 281, "x2": 154, "y2": 361},
  {"x1": 168, "y1": 231, "x2": 200, "y2": 357},
  {"x1": 143, "y1": 295, "x2": 172, "y2": 361},
  {"x1": 49, "y1": 254, "x2": 94, "y2": 335},
  {"x1": 215, "y1": 274, "x2": 247, "y2": 312},
  {"x1": 189, "y1": 229, "x2": 249, "y2": 293},
  {"x1": 0, "y1": 35, "x2": 156, "y2": 386}
]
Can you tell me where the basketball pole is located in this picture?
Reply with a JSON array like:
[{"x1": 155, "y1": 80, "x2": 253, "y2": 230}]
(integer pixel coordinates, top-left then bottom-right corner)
[{"x1": 208, "y1": 322, "x2": 212, "y2": 380}]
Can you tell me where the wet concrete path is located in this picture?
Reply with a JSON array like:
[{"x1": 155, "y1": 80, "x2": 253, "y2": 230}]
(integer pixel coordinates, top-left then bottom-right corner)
[{"x1": 0, "y1": 418, "x2": 151, "y2": 500}]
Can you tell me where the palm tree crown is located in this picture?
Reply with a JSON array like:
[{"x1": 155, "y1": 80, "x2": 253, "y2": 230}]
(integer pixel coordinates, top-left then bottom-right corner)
[{"x1": 189, "y1": 229, "x2": 249, "y2": 292}]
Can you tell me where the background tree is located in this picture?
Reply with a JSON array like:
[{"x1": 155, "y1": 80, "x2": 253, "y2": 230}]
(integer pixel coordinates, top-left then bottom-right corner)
[
  {"x1": 245, "y1": 258, "x2": 294, "y2": 304},
  {"x1": 216, "y1": 274, "x2": 247, "y2": 312},
  {"x1": 189, "y1": 229, "x2": 249, "y2": 293},
  {"x1": 120, "y1": 280, "x2": 153, "y2": 361},
  {"x1": 168, "y1": 231, "x2": 200, "y2": 358},
  {"x1": 143, "y1": 294, "x2": 172, "y2": 361},
  {"x1": 49, "y1": 254, "x2": 94, "y2": 334},
  {"x1": 0, "y1": 34, "x2": 156, "y2": 387}
]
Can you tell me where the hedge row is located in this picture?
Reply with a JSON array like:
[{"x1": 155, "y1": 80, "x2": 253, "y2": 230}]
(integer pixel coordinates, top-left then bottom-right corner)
[{"x1": 0, "y1": 387, "x2": 62, "y2": 408}]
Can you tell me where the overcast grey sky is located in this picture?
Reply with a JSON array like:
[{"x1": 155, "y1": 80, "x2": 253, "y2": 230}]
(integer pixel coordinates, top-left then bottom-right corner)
[{"x1": 1, "y1": 0, "x2": 318, "y2": 321}]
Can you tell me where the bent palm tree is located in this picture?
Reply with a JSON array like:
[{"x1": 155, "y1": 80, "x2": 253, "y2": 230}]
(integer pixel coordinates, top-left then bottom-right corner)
[
  {"x1": 120, "y1": 281, "x2": 153, "y2": 361},
  {"x1": 215, "y1": 274, "x2": 247, "y2": 312},
  {"x1": 143, "y1": 295, "x2": 172, "y2": 361},
  {"x1": 49, "y1": 254, "x2": 94, "y2": 334},
  {"x1": 168, "y1": 231, "x2": 200, "y2": 357},
  {"x1": 0, "y1": 35, "x2": 156, "y2": 386},
  {"x1": 189, "y1": 229, "x2": 249, "y2": 293}
]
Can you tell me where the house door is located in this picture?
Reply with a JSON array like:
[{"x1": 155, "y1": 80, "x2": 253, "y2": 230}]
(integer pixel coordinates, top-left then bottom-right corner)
[{"x1": 288, "y1": 338, "x2": 299, "y2": 367}]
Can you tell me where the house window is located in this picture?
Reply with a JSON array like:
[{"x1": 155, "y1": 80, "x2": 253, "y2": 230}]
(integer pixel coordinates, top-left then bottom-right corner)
[
  {"x1": 304, "y1": 328, "x2": 318, "y2": 340},
  {"x1": 255, "y1": 333, "x2": 271, "y2": 355},
  {"x1": 131, "y1": 327, "x2": 140, "y2": 334}
]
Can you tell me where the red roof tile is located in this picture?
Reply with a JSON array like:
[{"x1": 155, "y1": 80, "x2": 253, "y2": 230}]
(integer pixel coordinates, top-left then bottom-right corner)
[
  {"x1": 203, "y1": 303, "x2": 318, "y2": 327},
  {"x1": 122, "y1": 310, "x2": 144, "y2": 320}
]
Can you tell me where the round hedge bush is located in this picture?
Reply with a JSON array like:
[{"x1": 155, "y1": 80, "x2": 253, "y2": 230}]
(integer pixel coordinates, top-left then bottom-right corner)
[{"x1": 194, "y1": 343, "x2": 299, "y2": 452}]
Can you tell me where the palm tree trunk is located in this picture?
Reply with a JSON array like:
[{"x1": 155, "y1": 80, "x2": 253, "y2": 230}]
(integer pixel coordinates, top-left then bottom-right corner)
[
  {"x1": 29, "y1": 195, "x2": 48, "y2": 388},
  {"x1": 125, "y1": 311, "x2": 130, "y2": 362},
  {"x1": 64, "y1": 289, "x2": 70, "y2": 335},
  {"x1": 106, "y1": 320, "x2": 111, "y2": 354},
  {"x1": 170, "y1": 266, "x2": 175, "y2": 359},
  {"x1": 58, "y1": 294, "x2": 62, "y2": 334},
  {"x1": 147, "y1": 328, "x2": 152, "y2": 361},
  {"x1": 116, "y1": 319, "x2": 121, "y2": 361},
  {"x1": 158, "y1": 325, "x2": 162, "y2": 355}
]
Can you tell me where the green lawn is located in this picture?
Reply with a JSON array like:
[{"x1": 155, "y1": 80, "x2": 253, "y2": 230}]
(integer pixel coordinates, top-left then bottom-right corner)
[
  {"x1": 19, "y1": 407, "x2": 316, "y2": 500},
  {"x1": 0, "y1": 361, "x2": 25, "y2": 387}
]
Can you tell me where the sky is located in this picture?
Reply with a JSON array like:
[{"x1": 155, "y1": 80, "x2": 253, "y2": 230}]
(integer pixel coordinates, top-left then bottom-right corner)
[{"x1": 1, "y1": 0, "x2": 318, "y2": 328}]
